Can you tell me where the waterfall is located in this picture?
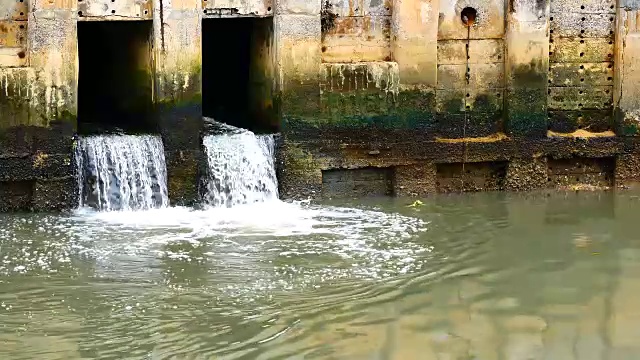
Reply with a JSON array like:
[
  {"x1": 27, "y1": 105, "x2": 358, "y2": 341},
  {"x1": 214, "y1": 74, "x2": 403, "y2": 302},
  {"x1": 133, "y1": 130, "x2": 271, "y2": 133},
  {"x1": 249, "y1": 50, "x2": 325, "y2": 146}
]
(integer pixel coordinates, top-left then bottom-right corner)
[
  {"x1": 202, "y1": 122, "x2": 278, "y2": 207},
  {"x1": 76, "y1": 135, "x2": 169, "y2": 211}
]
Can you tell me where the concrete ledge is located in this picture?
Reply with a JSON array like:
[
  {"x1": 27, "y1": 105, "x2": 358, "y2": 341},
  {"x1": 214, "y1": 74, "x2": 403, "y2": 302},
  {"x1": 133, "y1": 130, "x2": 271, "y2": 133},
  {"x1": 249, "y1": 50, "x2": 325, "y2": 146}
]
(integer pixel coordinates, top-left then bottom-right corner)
[{"x1": 278, "y1": 127, "x2": 638, "y2": 199}]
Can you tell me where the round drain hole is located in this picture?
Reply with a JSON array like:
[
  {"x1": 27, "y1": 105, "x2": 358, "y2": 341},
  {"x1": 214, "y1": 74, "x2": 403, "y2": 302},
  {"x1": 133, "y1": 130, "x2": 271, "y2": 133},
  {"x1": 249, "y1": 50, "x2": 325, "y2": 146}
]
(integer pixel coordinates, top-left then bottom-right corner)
[{"x1": 461, "y1": 7, "x2": 477, "y2": 27}]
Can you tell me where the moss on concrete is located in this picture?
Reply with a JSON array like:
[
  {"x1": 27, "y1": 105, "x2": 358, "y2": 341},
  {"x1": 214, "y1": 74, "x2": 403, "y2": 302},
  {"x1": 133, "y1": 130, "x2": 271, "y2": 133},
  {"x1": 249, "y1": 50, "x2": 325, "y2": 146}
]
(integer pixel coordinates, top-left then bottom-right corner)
[
  {"x1": 506, "y1": 87, "x2": 547, "y2": 138},
  {"x1": 154, "y1": 60, "x2": 203, "y2": 207},
  {"x1": 282, "y1": 87, "x2": 435, "y2": 131},
  {"x1": 277, "y1": 141, "x2": 323, "y2": 199},
  {"x1": 166, "y1": 150, "x2": 202, "y2": 207},
  {"x1": 615, "y1": 109, "x2": 640, "y2": 136}
]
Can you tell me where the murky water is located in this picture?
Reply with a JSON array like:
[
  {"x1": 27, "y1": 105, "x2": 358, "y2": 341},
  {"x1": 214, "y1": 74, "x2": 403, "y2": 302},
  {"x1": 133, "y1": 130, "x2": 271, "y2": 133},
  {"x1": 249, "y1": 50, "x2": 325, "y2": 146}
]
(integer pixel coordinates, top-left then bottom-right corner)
[{"x1": 0, "y1": 191, "x2": 639, "y2": 359}]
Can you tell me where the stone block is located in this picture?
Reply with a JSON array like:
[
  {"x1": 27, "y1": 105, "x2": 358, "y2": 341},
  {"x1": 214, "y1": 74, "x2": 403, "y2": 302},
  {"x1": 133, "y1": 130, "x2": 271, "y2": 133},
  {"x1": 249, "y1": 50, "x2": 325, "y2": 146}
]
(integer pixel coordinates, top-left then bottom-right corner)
[
  {"x1": 321, "y1": 167, "x2": 393, "y2": 197},
  {"x1": 549, "y1": 62, "x2": 614, "y2": 87},
  {"x1": 548, "y1": 86, "x2": 613, "y2": 110},
  {"x1": 550, "y1": 37, "x2": 614, "y2": 63},
  {"x1": 394, "y1": 163, "x2": 436, "y2": 196},
  {"x1": 392, "y1": 0, "x2": 438, "y2": 86},
  {"x1": 436, "y1": 63, "x2": 504, "y2": 90},
  {"x1": 437, "y1": 0, "x2": 505, "y2": 40},
  {"x1": 203, "y1": 0, "x2": 272, "y2": 16},
  {"x1": 30, "y1": 0, "x2": 75, "y2": 10},
  {"x1": 27, "y1": 10, "x2": 77, "y2": 125},
  {"x1": 33, "y1": 177, "x2": 77, "y2": 211},
  {"x1": 276, "y1": 141, "x2": 323, "y2": 199},
  {"x1": 435, "y1": 112, "x2": 503, "y2": 138},
  {"x1": 275, "y1": 0, "x2": 321, "y2": 15},
  {"x1": 550, "y1": 12, "x2": 615, "y2": 37},
  {"x1": 0, "y1": 0, "x2": 28, "y2": 20},
  {"x1": 506, "y1": 86, "x2": 548, "y2": 137},
  {"x1": 548, "y1": 110, "x2": 613, "y2": 132},
  {"x1": 615, "y1": 153, "x2": 640, "y2": 185},
  {"x1": 550, "y1": 0, "x2": 615, "y2": 14},
  {"x1": 0, "y1": 20, "x2": 28, "y2": 48},
  {"x1": 78, "y1": 0, "x2": 152, "y2": 19},
  {"x1": 0, "y1": 180, "x2": 33, "y2": 211},
  {"x1": 436, "y1": 161, "x2": 508, "y2": 193},
  {"x1": 321, "y1": 15, "x2": 392, "y2": 62},
  {"x1": 0, "y1": 47, "x2": 27, "y2": 67},
  {"x1": 437, "y1": 39, "x2": 504, "y2": 65}
]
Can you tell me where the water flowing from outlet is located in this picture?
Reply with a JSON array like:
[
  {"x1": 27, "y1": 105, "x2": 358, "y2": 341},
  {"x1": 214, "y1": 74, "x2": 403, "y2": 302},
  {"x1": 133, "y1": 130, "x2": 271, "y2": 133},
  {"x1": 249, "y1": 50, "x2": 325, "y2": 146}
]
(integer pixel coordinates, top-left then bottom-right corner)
[
  {"x1": 76, "y1": 135, "x2": 169, "y2": 211},
  {"x1": 202, "y1": 122, "x2": 278, "y2": 207}
]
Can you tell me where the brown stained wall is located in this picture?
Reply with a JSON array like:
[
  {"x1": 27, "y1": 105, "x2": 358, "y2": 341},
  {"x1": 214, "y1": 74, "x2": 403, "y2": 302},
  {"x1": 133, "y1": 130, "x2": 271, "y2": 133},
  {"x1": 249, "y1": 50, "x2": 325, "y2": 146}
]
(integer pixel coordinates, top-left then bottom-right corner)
[{"x1": 0, "y1": 0, "x2": 28, "y2": 67}]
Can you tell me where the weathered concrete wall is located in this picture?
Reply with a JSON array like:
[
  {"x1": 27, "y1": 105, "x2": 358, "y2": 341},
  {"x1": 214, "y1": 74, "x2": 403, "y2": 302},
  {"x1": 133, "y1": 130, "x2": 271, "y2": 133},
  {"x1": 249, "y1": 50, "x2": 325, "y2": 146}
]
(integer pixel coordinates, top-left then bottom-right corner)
[
  {"x1": 275, "y1": 0, "x2": 640, "y2": 199},
  {"x1": 153, "y1": 0, "x2": 203, "y2": 206},
  {"x1": 203, "y1": 0, "x2": 272, "y2": 17},
  {"x1": 0, "y1": 0, "x2": 77, "y2": 211},
  {"x1": 548, "y1": 0, "x2": 615, "y2": 133},
  {"x1": 78, "y1": 0, "x2": 153, "y2": 19},
  {"x1": 5, "y1": 0, "x2": 640, "y2": 210}
]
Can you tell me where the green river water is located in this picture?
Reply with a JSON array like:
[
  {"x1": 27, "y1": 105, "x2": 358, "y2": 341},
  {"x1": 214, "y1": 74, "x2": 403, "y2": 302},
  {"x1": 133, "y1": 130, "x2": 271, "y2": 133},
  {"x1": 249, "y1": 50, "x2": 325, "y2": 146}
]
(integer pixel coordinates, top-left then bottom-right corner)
[{"x1": 0, "y1": 191, "x2": 638, "y2": 359}]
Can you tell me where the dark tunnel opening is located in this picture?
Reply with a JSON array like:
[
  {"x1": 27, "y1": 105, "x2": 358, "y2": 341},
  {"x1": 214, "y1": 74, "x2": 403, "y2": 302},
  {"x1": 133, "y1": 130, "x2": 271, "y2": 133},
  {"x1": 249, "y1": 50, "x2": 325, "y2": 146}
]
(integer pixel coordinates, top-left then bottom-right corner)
[
  {"x1": 202, "y1": 17, "x2": 278, "y2": 134},
  {"x1": 77, "y1": 20, "x2": 155, "y2": 135}
]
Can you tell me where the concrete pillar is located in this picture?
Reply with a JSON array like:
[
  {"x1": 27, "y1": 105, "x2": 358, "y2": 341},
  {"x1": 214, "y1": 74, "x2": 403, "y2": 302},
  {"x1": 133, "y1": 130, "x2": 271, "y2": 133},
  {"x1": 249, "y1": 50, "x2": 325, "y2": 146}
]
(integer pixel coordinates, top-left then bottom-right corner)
[
  {"x1": 615, "y1": 1, "x2": 640, "y2": 135},
  {"x1": 505, "y1": 0, "x2": 549, "y2": 138},
  {"x1": 392, "y1": 0, "x2": 437, "y2": 87},
  {"x1": 392, "y1": 0, "x2": 437, "y2": 130},
  {"x1": 273, "y1": 1, "x2": 322, "y2": 198},
  {"x1": 274, "y1": 0, "x2": 322, "y2": 132},
  {"x1": 28, "y1": 0, "x2": 78, "y2": 124},
  {"x1": 153, "y1": 0, "x2": 203, "y2": 206}
]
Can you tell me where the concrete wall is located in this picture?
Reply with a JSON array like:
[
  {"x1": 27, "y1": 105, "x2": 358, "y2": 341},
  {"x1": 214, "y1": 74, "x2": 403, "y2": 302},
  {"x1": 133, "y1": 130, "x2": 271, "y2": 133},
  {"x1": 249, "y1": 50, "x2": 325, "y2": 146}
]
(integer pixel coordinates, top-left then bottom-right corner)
[
  {"x1": 276, "y1": 0, "x2": 640, "y2": 199},
  {"x1": 4, "y1": 0, "x2": 640, "y2": 210}
]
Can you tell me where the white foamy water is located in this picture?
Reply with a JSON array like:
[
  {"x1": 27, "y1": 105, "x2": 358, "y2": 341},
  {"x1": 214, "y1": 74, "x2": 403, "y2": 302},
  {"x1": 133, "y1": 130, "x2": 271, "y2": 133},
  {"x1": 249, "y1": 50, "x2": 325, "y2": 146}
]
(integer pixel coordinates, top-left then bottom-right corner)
[
  {"x1": 76, "y1": 135, "x2": 169, "y2": 211},
  {"x1": 202, "y1": 126, "x2": 278, "y2": 207},
  {"x1": 66, "y1": 200, "x2": 431, "y2": 285},
  {"x1": 58, "y1": 123, "x2": 432, "y2": 296}
]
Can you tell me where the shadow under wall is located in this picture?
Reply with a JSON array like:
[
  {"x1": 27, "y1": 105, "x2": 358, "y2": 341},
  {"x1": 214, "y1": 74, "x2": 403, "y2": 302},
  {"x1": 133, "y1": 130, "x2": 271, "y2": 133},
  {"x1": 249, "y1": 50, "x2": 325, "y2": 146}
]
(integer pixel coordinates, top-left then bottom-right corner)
[
  {"x1": 77, "y1": 20, "x2": 155, "y2": 135},
  {"x1": 202, "y1": 17, "x2": 277, "y2": 134}
]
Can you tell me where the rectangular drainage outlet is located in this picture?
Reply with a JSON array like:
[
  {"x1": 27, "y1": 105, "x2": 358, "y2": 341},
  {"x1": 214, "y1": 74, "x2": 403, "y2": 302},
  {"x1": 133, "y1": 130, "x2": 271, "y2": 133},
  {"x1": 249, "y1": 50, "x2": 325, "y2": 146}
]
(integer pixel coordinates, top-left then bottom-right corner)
[
  {"x1": 547, "y1": 157, "x2": 614, "y2": 189},
  {"x1": 436, "y1": 161, "x2": 507, "y2": 193},
  {"x1": 322, "y1": 167, "x2": 394, "y2": 198}
]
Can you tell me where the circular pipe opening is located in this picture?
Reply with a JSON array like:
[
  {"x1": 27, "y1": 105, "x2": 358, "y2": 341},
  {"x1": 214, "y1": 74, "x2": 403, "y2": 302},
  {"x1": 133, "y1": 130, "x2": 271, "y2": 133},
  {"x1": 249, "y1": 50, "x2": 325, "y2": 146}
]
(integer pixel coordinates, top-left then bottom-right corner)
[{"x1": 461, "y1": 7, "x2": 477, "y2": 27}]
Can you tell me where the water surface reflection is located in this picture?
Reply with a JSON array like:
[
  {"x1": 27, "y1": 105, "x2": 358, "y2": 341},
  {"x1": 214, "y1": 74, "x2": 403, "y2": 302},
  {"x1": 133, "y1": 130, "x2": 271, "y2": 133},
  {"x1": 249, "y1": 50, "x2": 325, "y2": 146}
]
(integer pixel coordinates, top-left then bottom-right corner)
[{"x1": 0, "y1": 191, "x2": 638, "y2": 359}]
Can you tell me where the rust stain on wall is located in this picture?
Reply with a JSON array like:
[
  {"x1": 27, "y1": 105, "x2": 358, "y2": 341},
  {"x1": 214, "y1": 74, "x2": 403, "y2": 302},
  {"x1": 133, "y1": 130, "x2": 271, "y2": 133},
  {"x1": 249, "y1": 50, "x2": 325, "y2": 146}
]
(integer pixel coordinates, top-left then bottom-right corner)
[
  {"x1": 0, "y1": 0, "x2": 28, "y2": 67},
  {"x1": 321, "y1": 0, "x2": 393, "y2": 62}
]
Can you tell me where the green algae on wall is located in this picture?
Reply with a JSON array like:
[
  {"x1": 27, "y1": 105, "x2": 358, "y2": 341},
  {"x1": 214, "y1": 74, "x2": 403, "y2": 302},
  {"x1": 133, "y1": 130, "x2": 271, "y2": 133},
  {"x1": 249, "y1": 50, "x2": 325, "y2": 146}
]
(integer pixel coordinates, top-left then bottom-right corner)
[
  {"x1": 283, "y1": 62, "x2": 435, "y2": 132},
  {"x1": 506, "y1": 61, "x2": 548, "y2": 138}
]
